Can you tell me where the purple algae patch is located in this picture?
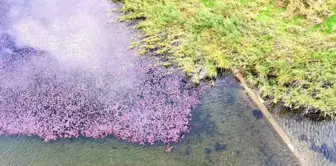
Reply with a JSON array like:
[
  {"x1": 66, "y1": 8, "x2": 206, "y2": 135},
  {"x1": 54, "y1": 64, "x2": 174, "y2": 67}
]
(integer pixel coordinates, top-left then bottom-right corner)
[
  {"x1": 0, "y1": 0, "x2": 204, "y2": 145},
  {"x1": 0, "y1": 47, "x2": 203, "y2": 145}
]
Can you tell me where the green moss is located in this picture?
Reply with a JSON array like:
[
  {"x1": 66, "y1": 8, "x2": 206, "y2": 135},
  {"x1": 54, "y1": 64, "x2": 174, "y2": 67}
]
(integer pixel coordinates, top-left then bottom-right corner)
[
  {"x1": 321, "y1": 14, "x2": 336, "y2": 34},
  {"x1": 112, "y1": 0, "x2": 336, "y2": 117},
  {"x1": 201, "y1": 0, "x2": 216, "y2": 7},
  {"x1": 313, "y1": 8, "x2": 336, "y2": 34}
]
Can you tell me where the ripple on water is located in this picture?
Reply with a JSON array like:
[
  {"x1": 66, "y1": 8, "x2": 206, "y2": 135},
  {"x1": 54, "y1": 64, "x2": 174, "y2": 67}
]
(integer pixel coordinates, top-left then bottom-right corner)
[{"x1": 275, "y1": 113, "x2": 336, "y2": 165}]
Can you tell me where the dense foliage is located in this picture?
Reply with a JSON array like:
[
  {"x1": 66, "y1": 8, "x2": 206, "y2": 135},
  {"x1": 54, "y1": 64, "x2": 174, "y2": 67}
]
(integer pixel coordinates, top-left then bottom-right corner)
[{"x1": 113, "y1": 0, "x2": 336, "y2": 117}]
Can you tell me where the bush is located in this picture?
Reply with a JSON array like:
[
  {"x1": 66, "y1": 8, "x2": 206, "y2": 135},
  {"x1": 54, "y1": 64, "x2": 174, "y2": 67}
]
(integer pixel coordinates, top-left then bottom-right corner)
[{"x1": 113, "y1": 0, "x2": 336, "y2": 117}]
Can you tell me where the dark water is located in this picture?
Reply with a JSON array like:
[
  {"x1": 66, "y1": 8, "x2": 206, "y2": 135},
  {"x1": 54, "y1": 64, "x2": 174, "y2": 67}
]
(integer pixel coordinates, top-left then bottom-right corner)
[{"x1": 0, "y1": 77, "x2": 299, "y2": 166}]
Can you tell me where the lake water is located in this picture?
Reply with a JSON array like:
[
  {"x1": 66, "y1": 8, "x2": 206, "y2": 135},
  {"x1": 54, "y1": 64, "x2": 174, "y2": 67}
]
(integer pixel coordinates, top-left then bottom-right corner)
[
  {"x1": 0, "y1": 76, "x2": 299, "y2": 166},
  {"x1": 276, "y1": 114, "x2": 336, "y2": 166},
  {"x1": 0, "y1": 1, "x2": 300, "y2": 165}
]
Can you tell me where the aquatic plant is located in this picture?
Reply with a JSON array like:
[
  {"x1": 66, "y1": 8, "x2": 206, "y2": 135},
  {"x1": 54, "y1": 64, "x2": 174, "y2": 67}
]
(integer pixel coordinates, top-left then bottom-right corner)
[
  {"x1": 0, "y1": 34, "x2": 202, "y2": 144},
  {"x1": 112, "y1": 0, "x2": 336, "y2": 118},
  {"x1": 310, "y1": 143, "x2": 336, "y2": 163}
]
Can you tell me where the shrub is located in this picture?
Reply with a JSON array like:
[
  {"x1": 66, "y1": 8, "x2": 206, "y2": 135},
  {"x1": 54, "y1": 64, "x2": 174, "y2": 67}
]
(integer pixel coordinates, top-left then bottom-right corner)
[{"x1": 112, "y1": 0, "x2": 336, "y2": 117}]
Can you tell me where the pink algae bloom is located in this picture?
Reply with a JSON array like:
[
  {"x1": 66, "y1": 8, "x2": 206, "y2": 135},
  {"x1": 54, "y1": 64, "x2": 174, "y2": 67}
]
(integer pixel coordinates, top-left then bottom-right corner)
[{"x1": 0, "y1": 55, "x2": 203, "y2": 144}]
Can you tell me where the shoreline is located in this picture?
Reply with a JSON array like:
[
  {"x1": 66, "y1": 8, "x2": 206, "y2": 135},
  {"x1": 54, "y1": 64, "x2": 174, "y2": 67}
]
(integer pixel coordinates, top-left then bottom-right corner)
[
  {"x1": 110, "y1": 1, "x2": 336, "y2": 163},
  {"x1": 233, "y1": 69, "x2": 306, "y2": 166},
  {"x1": 112, "y1": 0, "x2": 336, "y2": 118}
]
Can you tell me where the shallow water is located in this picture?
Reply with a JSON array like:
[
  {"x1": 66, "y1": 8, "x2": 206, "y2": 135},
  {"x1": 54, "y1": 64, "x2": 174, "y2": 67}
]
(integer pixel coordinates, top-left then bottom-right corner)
[
  {"x1": 0, "y1": 76, "x2": 299, "y2": 166},
  {"x1": 276, "y1": 115, "x2": 336, "y2": 166},
  {"x1": 0, "y1": 1, "x2": 300, "y2": 165}
]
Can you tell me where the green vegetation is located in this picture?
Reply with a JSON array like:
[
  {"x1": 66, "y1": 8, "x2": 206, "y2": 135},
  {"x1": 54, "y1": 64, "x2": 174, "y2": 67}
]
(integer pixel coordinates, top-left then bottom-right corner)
[{"x1": 112, "y1": 0, "x2": 336, "y2": 117}]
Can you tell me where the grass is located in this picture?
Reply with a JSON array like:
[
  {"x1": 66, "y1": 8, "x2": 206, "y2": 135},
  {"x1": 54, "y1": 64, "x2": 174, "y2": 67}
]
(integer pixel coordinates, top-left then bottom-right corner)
[
  {"x1": 314, "y1": 9, "x2": 336, "y2": 34},
  {"x1": 111, "y1": 0, "x2": 336, "y2": 118}
]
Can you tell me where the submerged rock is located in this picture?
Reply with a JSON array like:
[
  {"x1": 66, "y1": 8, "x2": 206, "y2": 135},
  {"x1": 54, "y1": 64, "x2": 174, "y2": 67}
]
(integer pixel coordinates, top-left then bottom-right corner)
[
  {"x1": 204, "y1": 148, "x2": 212, "y2": 154},
  {"x1": 236, "y1": 150, "x2": 240, "y2": 156},
  {"x1": 226, "y1": 95, "x2": 235, "y2": 105},
  {"x1": 189, "y1": 107, "x2": 217, "y2": 139},
  {"x1": 252, "y1": 109, "x2": 263, "y2": 119},
  {"x1": 214, "y1": 143, "x2": 227, "y2": 152}
]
